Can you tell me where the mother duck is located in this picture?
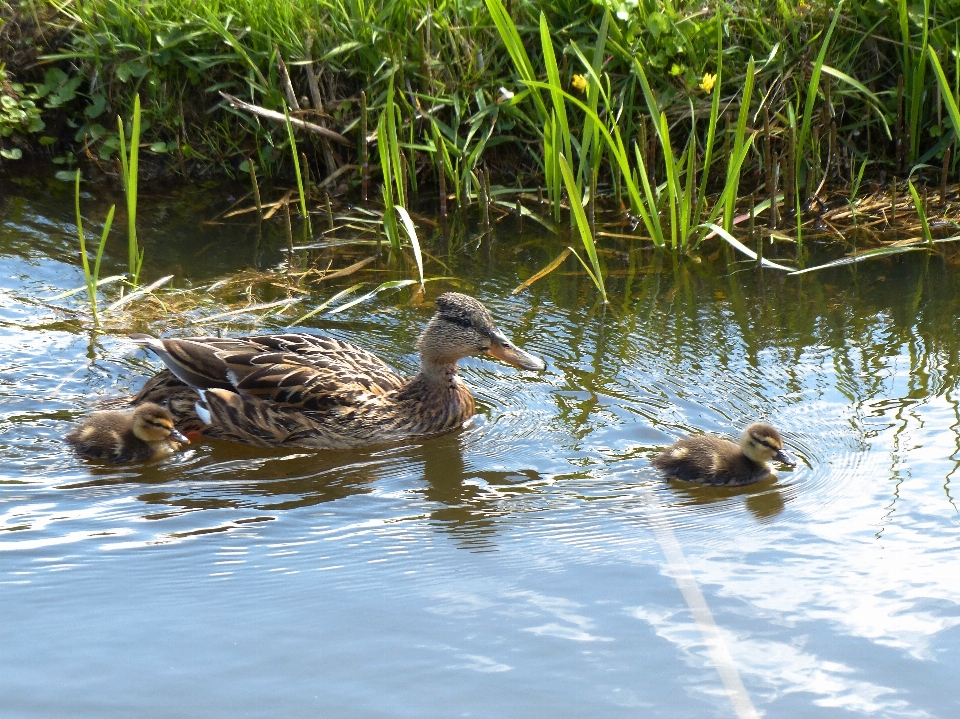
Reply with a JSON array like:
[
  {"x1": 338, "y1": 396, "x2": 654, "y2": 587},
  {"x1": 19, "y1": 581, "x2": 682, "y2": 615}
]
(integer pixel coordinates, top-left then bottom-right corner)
[{"x1": 128, "y1": 292, "x2": 545, "y2": 449}]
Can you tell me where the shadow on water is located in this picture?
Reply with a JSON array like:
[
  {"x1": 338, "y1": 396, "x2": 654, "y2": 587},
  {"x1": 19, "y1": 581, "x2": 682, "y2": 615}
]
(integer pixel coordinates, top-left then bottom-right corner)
[{"x1": 53, "y1": 423, "x2": 538, "y2": 549}]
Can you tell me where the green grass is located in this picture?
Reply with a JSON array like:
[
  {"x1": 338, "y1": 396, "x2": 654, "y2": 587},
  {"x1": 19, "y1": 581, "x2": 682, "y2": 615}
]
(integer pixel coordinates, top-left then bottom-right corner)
[
  {"x1": 116, "y1": 92, "x2": 142, "y2": 284},
  {"x1": 72, "y1": 169, "x2": 116, "y2": 324},
  {"x1": 5, "y1": 0, "x2": 960, "y2": 290}
]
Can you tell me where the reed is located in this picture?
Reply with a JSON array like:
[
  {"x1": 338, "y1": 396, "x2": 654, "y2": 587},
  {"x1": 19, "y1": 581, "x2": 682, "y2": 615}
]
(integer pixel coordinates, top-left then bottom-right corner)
[
  {"x1": 282, "y1": 103, "x2": 310, "y2": 233},
  {"x1": 907, "y1": 180, "x2": 934, "y2": 245},
  {"x1": 116, "y1": 92, "x2": 141, "y2": 285},
  {"x1": 72, "y1": 169, "x2": 116, "y2": 325},
  {"x1": 559, "y1": 153, "x2": 606, "y2": 303},
  {"x1": 377, "y1": 77, "x2": 403, "y2": 251}
]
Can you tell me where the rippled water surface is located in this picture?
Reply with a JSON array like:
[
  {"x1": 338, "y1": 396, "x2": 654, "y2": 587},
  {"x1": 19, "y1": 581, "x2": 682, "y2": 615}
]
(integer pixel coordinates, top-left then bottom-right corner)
[{"x1": 3, "y1": 175, "x2": 960, "y2": 718}]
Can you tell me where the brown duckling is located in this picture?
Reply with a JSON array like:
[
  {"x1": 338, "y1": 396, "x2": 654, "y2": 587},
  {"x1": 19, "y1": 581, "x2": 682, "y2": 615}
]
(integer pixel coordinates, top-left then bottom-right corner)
[
  {"x1": 651, "y1": 422, "x2": 796, "y2": 486},
  {"x1": 126, "y1": 292, "x2": 546, "y2": 450},
  {"x1": 66, "y1": 402, "x2": 189, "y2": 463}
]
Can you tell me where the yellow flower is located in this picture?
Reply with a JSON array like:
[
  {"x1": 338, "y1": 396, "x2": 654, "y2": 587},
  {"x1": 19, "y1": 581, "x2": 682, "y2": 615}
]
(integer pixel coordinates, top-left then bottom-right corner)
[
  {"x1": 699, "y1": 72, "x2": 717, "y2": 93},
  {"x1": 571, "y1": 74, "x2": 588, "y2": 93}
]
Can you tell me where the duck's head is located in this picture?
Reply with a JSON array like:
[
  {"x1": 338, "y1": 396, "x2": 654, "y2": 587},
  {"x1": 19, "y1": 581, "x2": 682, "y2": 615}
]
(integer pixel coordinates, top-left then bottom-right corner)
[
  {"x1": 740, "y1": 422, "x2": 795, "y2": 466},
  {"x1": 131, "y1": 403, "x2": 190, "y2": 445},
  {"x1": 417, "y1": 293, "x2": 546, "y2": 372}
]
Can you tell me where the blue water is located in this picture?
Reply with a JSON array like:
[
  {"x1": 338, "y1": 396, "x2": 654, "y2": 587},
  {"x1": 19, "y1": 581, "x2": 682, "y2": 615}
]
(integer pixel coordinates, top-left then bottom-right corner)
[{"x1": 2, "y1": 176, "x2": 960, "y2": 718}]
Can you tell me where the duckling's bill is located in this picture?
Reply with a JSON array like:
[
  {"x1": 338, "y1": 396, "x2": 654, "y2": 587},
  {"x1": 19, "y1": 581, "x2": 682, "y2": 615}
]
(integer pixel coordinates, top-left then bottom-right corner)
[
  {"x1": 485, "y1": 330, "x2": 545, "y2": 371},
  {"x1": 774, "y1": 447, "x2": 796, "y2": 466},
  {"x1": 169, "y1": 428, "x2": 190, "y2": 444}
]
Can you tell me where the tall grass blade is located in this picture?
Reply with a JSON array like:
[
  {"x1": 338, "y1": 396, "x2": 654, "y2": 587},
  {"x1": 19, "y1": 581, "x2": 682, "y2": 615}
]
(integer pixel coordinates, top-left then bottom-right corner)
[
  {"x1": 788, "y1": 246, "x2": 928, "y2": 275},
  {"x1": 659, "y1": 113, "x2": 679, "y2": 249},
  {"x1": 540, "y1": 10, "x2": 573, "y2": 214},
  {"x1": 395, "y1": 206, "x2": 425, "y2": 288},
  {"x1": 483, "y1": 0, "x2": 548, "y2": 121},
  {"x1": 724, "y1": 57, "x2": 755, "y2": 233},
  {"x1": 74, "y1": 169, "x2": 96, "y2": 323},
  {"x1": 104, "y1": 275, "x2": 173, "y2": 313},
  {"x1": 907, "y1": 180, "x2": 933, "y2": 244},
  {"x1": 117, "y1": 93, "x2": 141, "y2": 285},
  {"x1": 289, "y1": 284, "x2": 365, "y2": 325},
  {"x1": 929, "y1": 47, "x2": 960, "y2": 143},
  {"x1": 559, "y1": 153, "x2": 606, "y2": 302},
  {"x1": 48, "y1": 275, "x2": 125, "y2": 301},
  {"x1": 328, "y1": 279, "x2": 420, "y2": 314},
  {"x1": 378, "y1": 109, "x2": 401, "y2": 250},
  {"x1": 512, "y1": 248, "x2": 573, "y2": 294},
  {"x1": 704, "y1": 223, "x2": 793, "y2": 271},
  {"x1": 797, "y1": 3, "x2": 843, "y2": 183},
  {"x1": 283, "y1": 103, "x2": 310, "y2": 227},
  {"x1": 697, "y1": 27, "x2": 723, "y2": 221},
  {"x1": 576, "y1": 11, "x2": 609, "y2": 187},
  {"x1": 384, "y1": 77, "x2": 405, "y2": 208}
]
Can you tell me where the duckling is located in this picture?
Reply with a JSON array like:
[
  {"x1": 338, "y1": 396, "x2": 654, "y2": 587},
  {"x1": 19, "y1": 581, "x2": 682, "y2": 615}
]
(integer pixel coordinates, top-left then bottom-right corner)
[
  {"x1": 651, "y1": 422, "x2": 796, "y2": 486},
  {"x1": 66, "y1": 402, "x2": 190, "y2": 463}
]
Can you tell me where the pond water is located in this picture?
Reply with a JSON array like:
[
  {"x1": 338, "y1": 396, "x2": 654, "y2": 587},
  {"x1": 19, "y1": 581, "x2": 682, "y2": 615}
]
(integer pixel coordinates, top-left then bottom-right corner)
[{"x1": 2, "y1": 174, "x2": 960, "y2": 718}]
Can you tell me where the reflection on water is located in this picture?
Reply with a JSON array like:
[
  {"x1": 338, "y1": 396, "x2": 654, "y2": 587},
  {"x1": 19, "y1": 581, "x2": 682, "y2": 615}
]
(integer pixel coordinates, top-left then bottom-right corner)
[{"x1": 3, "y1": 175, "x2": 960, "y2": 718}]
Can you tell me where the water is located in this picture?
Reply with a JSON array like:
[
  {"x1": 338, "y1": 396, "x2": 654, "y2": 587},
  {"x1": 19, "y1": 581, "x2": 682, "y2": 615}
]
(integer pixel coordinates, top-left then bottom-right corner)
[{"x1": 2, "y1": 174, "x2": 960, "y2": 718}]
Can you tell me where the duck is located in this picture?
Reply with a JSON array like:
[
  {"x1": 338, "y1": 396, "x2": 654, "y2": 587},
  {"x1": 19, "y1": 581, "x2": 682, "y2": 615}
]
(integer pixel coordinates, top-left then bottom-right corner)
[
  {"x1": 66, "y1": 402, "x2": 190, "y2": 463},
  {"x1": 126, "y1": 292, "x2": 545, "y2": 450},
  {"x1": 651, "y1": 422, "x2": 796, "y2": 486}
]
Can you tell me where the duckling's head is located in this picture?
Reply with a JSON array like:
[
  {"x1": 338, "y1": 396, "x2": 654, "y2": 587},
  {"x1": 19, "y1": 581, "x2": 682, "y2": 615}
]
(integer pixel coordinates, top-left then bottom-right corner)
[
  {"x1": 740, "y1": 422, "x2": 795, "y2": 466},
  {"x1": 417, "y1": 292, "x2": 545, "y2": 372},
  {"x1": 131, "y1": 403, "x2": 190, "y2": 445}
]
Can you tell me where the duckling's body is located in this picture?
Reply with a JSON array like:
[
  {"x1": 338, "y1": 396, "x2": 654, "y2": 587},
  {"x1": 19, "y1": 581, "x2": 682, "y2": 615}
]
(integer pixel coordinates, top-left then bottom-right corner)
[
  {"x1": 66, "y1": 402, "x2": 189, "y2": 463},
  {"x1": 127, "y1": 293, "x2": 545, "y2": 450},
  {"x1": 652, "y1": 422, "x2": 795, "y2": 486}
]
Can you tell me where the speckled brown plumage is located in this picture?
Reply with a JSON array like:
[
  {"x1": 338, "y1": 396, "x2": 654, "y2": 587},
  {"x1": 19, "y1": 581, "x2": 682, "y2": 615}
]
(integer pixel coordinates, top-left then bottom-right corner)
[
  {"x1": 651, "y1": 422, "x2": 796, "y2": 486},
  {"x1": 66, "y1": 402, "x2": 189, "y2": 463},
  {"x1": 126, "y1": 293, "x2": 543, "y2": 450}
]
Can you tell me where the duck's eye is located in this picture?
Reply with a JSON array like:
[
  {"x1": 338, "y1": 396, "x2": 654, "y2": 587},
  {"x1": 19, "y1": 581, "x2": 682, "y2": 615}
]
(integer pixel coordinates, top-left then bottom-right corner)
[{"x1": 444, "y1": 315, "x2": 473, "y2": 329}]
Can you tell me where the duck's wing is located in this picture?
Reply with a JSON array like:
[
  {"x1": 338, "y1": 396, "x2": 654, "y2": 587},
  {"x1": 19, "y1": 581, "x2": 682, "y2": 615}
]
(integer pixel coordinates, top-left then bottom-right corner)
[{"x1": 130, "y1": 333, "x2": 405, "y2": 411}]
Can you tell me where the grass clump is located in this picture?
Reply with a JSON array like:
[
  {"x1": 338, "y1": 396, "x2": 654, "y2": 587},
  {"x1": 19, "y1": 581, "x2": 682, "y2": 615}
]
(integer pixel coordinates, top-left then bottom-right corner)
[{"x1": 3, "y1": 0, "x2": 960, "y2": 293}]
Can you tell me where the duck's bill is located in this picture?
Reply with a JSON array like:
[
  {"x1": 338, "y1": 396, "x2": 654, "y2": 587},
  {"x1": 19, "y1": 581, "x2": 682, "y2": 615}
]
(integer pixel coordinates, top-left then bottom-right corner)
[
  {"x1": 169, "y1": 429, "x2": 191, "y2": 444},
  {"x1": 487, "y1": 331, "x2": 546, "y2": 371},
  {"x1": 774, "y1": 448, "x2": 796, "y2": 466}
]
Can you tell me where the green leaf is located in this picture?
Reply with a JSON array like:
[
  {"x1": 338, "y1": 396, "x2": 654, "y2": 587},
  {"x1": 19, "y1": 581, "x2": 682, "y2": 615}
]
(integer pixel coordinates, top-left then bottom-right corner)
[
  {"x1": 55, "y1": 169, "x2": 77, "y2": 181},
  {"x1": 395, "y1": 206, "x2": 424, "y2": 287},
  {"x1": 703, "y1": 223, "x2": 794, "y2": 271},
  {"x1": 85, "y1": 94, "x2": 107, "y2": 119},
  {"x1": 1, "y1": 148, "x2": 23, "y2": 160}
]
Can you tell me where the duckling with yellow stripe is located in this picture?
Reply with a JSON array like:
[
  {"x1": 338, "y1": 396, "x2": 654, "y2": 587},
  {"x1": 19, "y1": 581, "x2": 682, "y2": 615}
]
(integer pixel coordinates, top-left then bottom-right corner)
[
  {"x1": 652, "y1": 422, "x2": 796, "y2": 486},
  {"x1": 66, "y1": 402, "x2": 189, "y2": 463}
]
